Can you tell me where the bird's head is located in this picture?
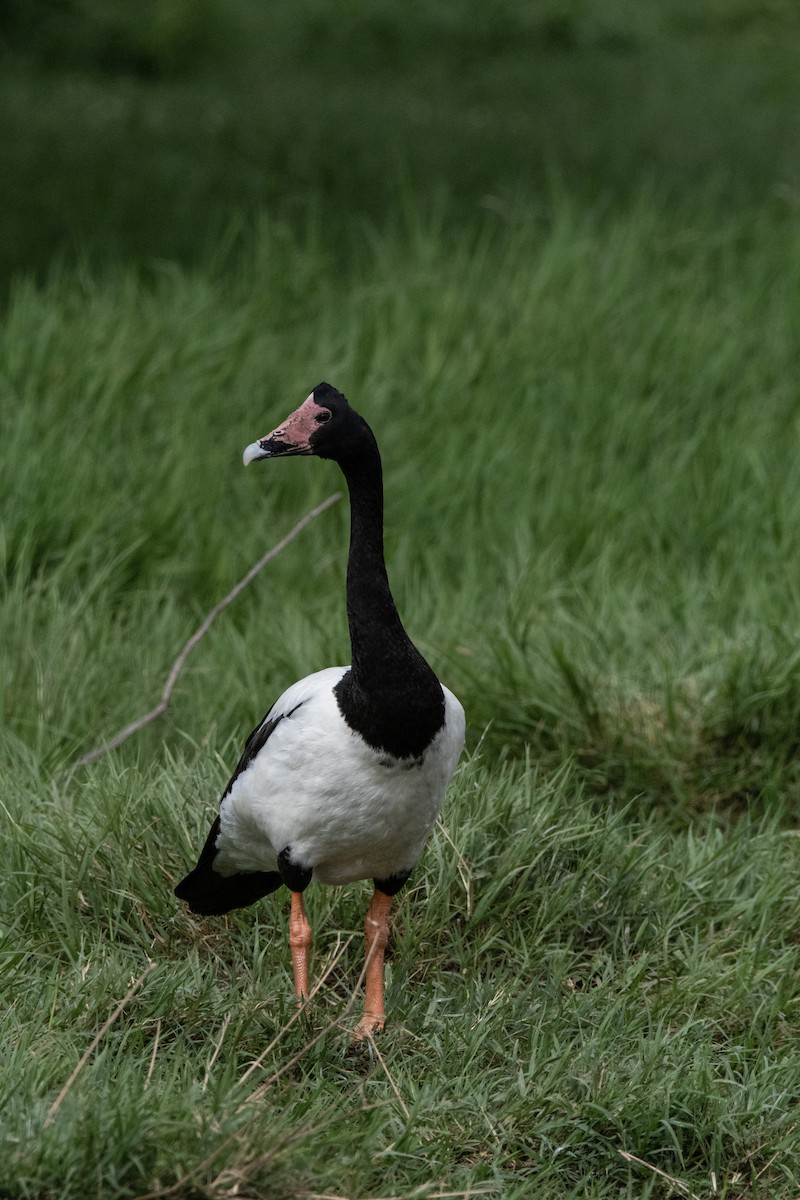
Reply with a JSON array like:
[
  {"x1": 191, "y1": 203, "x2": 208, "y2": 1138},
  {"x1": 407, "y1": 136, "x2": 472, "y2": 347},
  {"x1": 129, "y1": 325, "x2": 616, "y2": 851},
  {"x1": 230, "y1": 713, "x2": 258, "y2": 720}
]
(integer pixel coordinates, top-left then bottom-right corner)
[{"x1": 243, "y1": 383, "x2": 369, "y2": 466}]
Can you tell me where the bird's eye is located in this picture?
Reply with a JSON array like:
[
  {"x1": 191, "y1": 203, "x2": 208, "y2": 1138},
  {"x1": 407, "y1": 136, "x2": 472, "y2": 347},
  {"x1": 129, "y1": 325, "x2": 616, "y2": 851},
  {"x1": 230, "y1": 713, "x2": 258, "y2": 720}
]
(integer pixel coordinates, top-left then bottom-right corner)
[{"x1": 315, "y1": 410, "x2": 332, "y2": 424}]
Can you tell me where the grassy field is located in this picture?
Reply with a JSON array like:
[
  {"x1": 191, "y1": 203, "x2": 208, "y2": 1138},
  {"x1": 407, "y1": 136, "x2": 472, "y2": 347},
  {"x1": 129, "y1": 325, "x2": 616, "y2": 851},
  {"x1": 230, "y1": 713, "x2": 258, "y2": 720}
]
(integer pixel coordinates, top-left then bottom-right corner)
[
  {"x1": 2, "y1": 194, "x2": 800, "y2": 1198},
  {"x1": 2, "y1": 0, "x2": 800, "y2": 283},
  {"x1": 3, "y1": 0, "x2": 800, "y2": 1196}
]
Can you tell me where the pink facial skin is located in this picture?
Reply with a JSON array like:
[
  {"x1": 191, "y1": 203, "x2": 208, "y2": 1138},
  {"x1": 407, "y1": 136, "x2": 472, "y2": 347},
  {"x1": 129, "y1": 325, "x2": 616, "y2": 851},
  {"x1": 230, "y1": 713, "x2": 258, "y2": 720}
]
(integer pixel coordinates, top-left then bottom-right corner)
[{"x1": 260, "y1": 393, "x2": 330, "y2": 453}]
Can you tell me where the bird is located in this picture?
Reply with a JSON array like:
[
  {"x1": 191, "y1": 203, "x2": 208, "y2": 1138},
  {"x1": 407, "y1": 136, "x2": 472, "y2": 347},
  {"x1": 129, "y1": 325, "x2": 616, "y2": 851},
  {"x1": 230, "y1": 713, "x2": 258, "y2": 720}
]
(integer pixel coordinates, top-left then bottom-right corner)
[{"x1": 175, "y1": 382, "x2": 465, "y2": 1039}]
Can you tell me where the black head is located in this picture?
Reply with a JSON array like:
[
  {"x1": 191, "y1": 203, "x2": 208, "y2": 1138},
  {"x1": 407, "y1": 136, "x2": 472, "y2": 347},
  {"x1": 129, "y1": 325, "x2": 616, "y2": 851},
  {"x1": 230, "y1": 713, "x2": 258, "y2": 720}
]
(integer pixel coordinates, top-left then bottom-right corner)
[{"x1": 243, "y1": 383, "x2": 372, "y2": 465}]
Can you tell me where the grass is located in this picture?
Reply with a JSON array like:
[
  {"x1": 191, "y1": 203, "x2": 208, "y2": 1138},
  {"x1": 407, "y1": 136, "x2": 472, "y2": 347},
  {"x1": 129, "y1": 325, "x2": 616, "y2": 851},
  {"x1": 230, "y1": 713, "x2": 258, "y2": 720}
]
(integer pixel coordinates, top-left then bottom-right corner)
[
  {"x1": 2, "y1": 0, "x2": 800, "y2": 284},
  {"x1": 2, "y1": 191, "x2": 800, "y2": 1197}
]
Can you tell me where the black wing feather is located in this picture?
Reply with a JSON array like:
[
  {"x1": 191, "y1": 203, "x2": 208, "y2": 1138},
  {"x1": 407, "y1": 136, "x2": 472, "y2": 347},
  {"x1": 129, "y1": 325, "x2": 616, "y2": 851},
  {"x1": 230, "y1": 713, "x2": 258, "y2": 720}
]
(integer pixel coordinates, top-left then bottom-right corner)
[
  {"x1": 221, "y1": 710, "x2": 286, "y2": 798},
  {"x1": 174, "y1": 704, "x2": 303, "y2": 916}
]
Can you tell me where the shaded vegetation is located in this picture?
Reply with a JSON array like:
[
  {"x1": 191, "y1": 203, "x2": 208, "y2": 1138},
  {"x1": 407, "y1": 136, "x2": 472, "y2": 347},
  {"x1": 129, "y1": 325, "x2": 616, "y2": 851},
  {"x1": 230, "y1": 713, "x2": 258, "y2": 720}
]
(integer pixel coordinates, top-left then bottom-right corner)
[
  {"x1": 1, "y1": 0, "x2": 799, "y2": 282},
  {"x1": 3, "y1": 195, "x2": 800, "y2": 1196},
  {"x1": 3, "y1": 2, "x2": 800, "y2": 1196}
]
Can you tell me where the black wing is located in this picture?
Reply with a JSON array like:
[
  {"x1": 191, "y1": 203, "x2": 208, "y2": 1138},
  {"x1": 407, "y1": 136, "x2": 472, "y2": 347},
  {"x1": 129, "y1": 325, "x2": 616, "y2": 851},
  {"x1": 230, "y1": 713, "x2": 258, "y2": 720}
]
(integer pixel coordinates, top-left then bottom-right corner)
[
  {"x1": 174, "y1": 706, "x2": 301, "y2": 916},
  {"x1": 221, "y1": 709, "x2": 287, "y2": 798}
]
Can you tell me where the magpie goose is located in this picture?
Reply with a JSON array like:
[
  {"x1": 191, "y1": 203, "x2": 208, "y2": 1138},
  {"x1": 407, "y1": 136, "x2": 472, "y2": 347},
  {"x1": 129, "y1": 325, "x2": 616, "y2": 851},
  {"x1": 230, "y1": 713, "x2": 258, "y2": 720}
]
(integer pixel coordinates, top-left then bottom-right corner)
[{"x1": 175, "y1": 383, "x2": 465, "y2": 1038}]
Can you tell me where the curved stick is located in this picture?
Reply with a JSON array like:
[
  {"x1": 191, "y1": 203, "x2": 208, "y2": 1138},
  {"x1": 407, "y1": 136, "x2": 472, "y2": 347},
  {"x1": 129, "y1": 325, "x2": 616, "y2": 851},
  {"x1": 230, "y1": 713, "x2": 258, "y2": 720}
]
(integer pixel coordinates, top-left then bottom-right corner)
[{"x1": 75, "y1": 492, "x2": 342, "y2": 767}]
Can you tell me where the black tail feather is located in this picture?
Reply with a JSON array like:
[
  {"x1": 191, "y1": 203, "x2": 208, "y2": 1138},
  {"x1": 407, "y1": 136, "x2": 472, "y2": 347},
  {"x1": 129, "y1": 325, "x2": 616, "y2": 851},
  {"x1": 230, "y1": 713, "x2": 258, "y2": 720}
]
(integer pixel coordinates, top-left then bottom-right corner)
[
  {"x1": 175, "y1": 816, "x2": 283, "y2": 916},
  {"x1": 175, "y1": 860, "x2": 283, "y2": 915}
]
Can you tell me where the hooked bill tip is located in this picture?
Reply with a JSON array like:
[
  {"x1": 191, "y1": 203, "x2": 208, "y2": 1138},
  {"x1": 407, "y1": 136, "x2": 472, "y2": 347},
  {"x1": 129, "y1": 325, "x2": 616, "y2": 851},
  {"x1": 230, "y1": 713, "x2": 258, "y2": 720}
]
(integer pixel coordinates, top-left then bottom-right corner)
[{"x1": 242, "y1": 440, "x2": 269, "y2": 466}]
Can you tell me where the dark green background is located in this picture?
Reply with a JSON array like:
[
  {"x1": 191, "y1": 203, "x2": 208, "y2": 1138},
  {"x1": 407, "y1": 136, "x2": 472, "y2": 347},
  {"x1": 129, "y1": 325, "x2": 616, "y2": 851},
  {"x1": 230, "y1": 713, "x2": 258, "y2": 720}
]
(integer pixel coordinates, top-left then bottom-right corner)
[{"x1": 2, "y1": 0, "x2": 799, "y2": 284}]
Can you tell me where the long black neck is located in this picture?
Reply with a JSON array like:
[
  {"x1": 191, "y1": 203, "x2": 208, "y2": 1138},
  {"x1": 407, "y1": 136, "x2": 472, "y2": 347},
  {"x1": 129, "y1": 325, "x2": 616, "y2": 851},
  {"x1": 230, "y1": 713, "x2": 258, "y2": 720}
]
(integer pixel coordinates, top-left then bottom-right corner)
[{"x1": 333, "y1": 430, "x2": 445, "y2": 758}]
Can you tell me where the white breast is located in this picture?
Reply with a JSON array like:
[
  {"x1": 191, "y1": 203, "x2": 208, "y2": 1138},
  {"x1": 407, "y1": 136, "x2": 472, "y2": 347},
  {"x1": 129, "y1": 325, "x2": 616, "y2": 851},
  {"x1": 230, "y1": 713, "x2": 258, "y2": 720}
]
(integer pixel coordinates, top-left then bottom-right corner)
[{"x1": 214, "y1": 666, "x2": 465, "y2": 886}]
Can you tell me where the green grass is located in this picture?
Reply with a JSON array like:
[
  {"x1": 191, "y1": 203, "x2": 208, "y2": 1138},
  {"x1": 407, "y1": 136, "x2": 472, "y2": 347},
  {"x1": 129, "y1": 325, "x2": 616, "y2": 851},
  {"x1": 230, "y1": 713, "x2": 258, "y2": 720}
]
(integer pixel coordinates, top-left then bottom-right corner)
[
  {"x1": 2, "y1": 0, "x2": 800, "y2": 283},
  {"x1": 2, "y1": 193, "x2": 800, "y2": 1197}
]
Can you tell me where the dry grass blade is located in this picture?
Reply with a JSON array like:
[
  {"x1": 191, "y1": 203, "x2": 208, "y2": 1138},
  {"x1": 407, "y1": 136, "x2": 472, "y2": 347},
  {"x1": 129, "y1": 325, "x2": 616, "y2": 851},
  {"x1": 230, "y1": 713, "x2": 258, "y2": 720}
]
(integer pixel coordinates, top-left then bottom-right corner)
[
  {"x1": 750, "y1": 1123, "x2": 796, "y2": 1185},
  {"x1": 365, "y1": 1034, "x2": 410, "y2": 1120},
  {"x1": 144, "y1": 1016, "x2": 161, "y2": 1091},
  {"x1": 294, "y1": 1187, "x2": 499, "y2": 1200},
  {"x1": 236, "y1": 932, "x2": 354, "y2": 1090},
  {"x1": 44, "y1": 962, "x2": 156, "y2": 1128},
  {"x1": 201, "y1": 1011, "x2": 232, "y2": 1093},
  {"x1": 134, "y1": 938, "x2": 365, "y2": 1200},
  {"x1": 435, "y1": 817, "x2": 473, "y2": 915},
  {"x1": 618, "y1": 1149, "x2": 701, "y2": 1200}
]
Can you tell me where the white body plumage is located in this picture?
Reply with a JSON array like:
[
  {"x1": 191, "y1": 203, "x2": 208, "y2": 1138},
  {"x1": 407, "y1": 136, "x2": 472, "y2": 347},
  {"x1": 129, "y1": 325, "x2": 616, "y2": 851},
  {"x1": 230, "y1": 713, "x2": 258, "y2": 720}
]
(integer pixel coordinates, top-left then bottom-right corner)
[{"x1": 214, "y1": 666, "x2": 466, "y2": 886}]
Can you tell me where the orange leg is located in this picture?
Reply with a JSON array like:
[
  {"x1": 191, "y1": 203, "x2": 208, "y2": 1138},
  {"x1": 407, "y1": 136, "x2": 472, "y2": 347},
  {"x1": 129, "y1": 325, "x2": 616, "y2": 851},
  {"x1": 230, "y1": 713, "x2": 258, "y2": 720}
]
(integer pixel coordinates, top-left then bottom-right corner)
[
  {"x1": 353, "y1": 888, "x2": 394, "y2": 1040},
  {"x1": 288, "y1": 891, "x2": 313, "y2": 1003}
]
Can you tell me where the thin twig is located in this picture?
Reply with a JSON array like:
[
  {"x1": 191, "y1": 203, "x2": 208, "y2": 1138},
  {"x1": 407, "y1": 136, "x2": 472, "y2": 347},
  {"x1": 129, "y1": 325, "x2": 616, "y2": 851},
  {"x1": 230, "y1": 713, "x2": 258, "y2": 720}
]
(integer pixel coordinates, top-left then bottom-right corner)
[
  {"x1": 44, "y1": 962, "x2": 156, "y2": 1128},
  {"x1": 75, "y1": 492, "x2": 342, "y2": 767}
]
